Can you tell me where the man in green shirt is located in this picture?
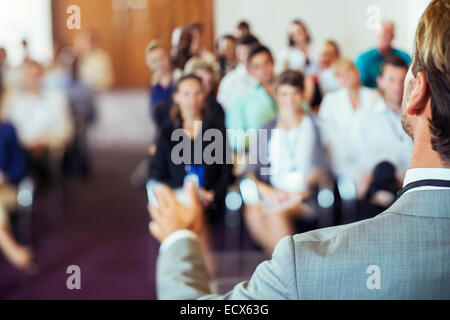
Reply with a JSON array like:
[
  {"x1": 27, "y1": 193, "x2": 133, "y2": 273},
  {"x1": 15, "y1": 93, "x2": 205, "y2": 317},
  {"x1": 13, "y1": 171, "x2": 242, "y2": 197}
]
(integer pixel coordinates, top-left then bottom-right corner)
[{"x1": 226, "y1": 46, "x2": 278, "y2": 152}]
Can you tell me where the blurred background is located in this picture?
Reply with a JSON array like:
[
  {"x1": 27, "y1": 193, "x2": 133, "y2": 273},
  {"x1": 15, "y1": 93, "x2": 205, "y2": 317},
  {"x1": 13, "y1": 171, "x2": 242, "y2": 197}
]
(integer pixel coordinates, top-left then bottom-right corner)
[{"x1": 0, "y1": 0, "x2": 430, "y2": 299}]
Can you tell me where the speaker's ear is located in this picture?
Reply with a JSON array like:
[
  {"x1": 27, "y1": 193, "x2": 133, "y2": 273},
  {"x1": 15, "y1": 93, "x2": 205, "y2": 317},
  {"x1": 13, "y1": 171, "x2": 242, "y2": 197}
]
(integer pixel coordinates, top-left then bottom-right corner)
[{"x1": 406, "y1": 71, "x2": 430, "y2": 116}]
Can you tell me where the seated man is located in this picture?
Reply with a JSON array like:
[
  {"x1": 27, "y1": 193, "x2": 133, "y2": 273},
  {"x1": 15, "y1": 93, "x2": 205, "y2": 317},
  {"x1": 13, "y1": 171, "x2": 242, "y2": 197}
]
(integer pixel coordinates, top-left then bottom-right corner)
[
  {"x1": 225, "y1": 46, "x2": 278, "y2": 153},
  {"x1": 4, "y1": 61, "x2": 74, "y2": 184},
  {"x1": 0, "y1": 122, "x2": 33, "y2": 271},
  {"x1": 148, "y1": 0, "x2": 450, "y2": 299},
  {"x1": 184, "y1": 59, "x2": 225, "y2": 126},
  {"x1": 355, "y1": 21, "x2": 411, "y2": 88},
  {"x1": 348, "y1": 56, "x2": 413, "y2": 206}
]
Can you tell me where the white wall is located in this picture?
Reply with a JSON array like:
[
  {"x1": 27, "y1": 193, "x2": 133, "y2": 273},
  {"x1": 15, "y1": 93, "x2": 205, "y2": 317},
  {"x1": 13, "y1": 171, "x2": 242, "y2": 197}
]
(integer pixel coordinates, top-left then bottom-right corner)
[
  {"x1": 0, "y1": 0, "x2": 53, "y2": 66},
  {"x1": 214, "y1": 0, "x2": 431, "y2": 61}
]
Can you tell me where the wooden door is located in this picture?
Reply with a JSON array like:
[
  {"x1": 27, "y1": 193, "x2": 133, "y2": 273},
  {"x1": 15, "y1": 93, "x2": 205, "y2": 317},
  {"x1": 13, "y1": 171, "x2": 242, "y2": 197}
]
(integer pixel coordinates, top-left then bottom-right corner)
[{"x1": 51, "y1": 0, "x2": 215, "y2": 88}]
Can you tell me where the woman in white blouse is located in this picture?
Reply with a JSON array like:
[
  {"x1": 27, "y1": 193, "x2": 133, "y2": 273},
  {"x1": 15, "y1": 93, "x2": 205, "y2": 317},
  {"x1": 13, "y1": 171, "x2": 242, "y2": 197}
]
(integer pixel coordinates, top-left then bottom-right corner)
[
  {"x1": 245, "y1": 70, "x2": 330, "y2": 253},
  {"x1": 318, "y1": 58, "x2": 383, "y2": 182}
]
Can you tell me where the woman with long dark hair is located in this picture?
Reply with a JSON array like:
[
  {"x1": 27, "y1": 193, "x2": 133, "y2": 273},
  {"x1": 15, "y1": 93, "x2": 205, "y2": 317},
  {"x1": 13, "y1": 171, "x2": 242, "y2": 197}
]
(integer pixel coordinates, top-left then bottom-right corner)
[{"x1": 148, "y1": 75, "x2": 233, "y2": 254}]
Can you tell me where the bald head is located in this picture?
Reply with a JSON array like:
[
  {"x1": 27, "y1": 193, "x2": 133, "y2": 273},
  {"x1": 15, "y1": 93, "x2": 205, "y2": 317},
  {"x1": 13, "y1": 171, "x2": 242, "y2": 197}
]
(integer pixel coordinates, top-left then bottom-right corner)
[{"x1": 377, "y1": 21, "x2": 395, "y2": 52}]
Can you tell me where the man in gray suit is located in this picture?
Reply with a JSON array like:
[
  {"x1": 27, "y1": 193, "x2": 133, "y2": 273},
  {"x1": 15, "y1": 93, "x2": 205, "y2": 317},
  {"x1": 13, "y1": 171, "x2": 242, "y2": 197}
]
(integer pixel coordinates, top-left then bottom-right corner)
[{"x1": 148, "y1": 0, "x2": 450, "y2": 299}]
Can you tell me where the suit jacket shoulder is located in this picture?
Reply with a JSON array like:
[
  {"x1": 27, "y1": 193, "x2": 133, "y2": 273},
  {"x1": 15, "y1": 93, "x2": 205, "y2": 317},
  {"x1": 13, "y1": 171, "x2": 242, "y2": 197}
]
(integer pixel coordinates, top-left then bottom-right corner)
[{"x1": 157, "y1": 190, "x2": 450, "y2": 300}]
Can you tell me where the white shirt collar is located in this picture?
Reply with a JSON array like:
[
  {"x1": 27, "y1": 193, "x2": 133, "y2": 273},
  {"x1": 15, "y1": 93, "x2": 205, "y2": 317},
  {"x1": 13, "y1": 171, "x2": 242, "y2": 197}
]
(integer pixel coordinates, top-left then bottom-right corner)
[
  {"x1": 376, "y1": 98, "x2": 402, "y2": 117},
  {"x1": 403, "y1": 168, "x2": 450, "y2": 187}
]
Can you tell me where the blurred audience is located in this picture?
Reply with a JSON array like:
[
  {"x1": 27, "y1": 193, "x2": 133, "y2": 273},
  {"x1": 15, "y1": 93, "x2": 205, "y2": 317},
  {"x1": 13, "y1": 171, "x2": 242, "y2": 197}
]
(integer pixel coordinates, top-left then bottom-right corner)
[
  {"x1": 0, "y1": 47, "x2": 7, "y2": 90},
  {"x1": 355, "y1": 21, "x2": 411, "y2": 88}
]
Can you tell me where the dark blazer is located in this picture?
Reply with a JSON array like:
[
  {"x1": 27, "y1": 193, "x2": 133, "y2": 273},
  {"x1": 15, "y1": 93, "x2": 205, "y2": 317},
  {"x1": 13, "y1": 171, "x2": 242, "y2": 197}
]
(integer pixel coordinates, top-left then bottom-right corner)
[
  {"x1": 148, "y1": 117, "x2": 233, "y2": 222},
  {"x1": 0, "y1": 122, "x2": 27, "y2": 184}
]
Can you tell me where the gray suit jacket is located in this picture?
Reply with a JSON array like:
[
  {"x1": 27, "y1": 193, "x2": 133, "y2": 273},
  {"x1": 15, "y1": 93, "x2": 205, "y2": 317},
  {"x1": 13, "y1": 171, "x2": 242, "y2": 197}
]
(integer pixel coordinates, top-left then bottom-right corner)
[{"x1": 156, "y1": 190, "x2": 450, "y2": 299}]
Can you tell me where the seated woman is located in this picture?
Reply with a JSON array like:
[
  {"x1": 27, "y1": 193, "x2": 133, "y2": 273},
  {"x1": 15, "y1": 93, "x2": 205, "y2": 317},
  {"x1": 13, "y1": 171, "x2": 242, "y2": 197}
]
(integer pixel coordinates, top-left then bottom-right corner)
[
  {"x1": 184, "y1": 58, "x2": 225, "y2": 126},
  {"x1": 0, "y1": 121, "x2": 33, "y2": 271},
  {"x1": 145, "y1": 40, "x2": 174, "y2": 114},
  {"x1": 148, "y1": 75, "x2": 233, "y2": 250},
  {"x1": 318, "y1": 58, "x2": 382, "y2": 183},
  {"x1": 244, "y1": 70, "x2": 330, "y2": 254}
]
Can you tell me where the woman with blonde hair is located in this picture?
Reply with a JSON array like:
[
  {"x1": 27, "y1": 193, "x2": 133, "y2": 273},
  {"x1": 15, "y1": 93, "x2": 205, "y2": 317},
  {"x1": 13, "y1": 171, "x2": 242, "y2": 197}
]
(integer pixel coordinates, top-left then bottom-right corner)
[{"x1": 318, "y1": 58, "x2": 382, "y2": 183}]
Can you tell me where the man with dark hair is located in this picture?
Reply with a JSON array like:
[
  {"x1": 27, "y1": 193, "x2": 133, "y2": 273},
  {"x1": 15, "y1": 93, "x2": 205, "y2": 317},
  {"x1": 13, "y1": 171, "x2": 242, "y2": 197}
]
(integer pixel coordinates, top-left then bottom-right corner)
[
  {"x1": 235, "y1": 21, "x2": 251, "y2": 38},
  {"x1": 0, "y1": 47, "x2": 7, "y2": 92},
  {"x1": 225, "y1": 45, "x2": 278, "y2": 152},
  {"x1": 217, "y1": 34, "x2": 259, "y2": 111},
  {"x1": 149, "y1": 0, "x2": 450, "y2": 299},
  {"x1": 348, "y1": 55, "x2": 413, "y2": 213}
]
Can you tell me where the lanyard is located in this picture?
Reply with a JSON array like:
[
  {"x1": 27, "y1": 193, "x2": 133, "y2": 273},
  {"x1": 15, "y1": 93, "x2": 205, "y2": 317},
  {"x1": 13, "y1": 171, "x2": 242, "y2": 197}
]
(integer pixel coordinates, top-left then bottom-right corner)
[
  {"x1": 185, "y1": 165, "x2": 205, "y2": 188},
  {"x1": 273, "y1": 117, "x2": 305, "y2": 173},
  {"x1": 396, "y1": 179, "x2": 450, "y2": 199}
]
